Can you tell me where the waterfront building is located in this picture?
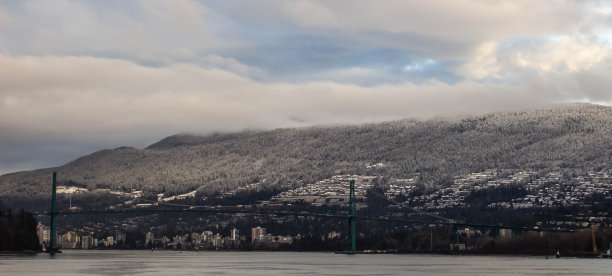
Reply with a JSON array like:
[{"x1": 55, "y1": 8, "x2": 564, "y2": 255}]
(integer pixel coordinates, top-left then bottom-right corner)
[
  {"x1": 81, "y1": 235, "x2": 93, "y2": 249},
  {"x1": 202, "y1": 231, "x2": 213, "y2": 242},
  {"x1": 327, "y1": 231, "x2": 341, "y2": 239},
  {"x1": 36, "y1": 223, "x2": 50, "y2": 245},
  {"x1": 61, "y1": 231, "x2": 80, "y2": 249},
  {"x1": 173, "y1": 235, "x2": 185, "y2": 244},
  {"x1": 499, "y1": 229, "x2": 513, "y2": 241},
  {"x1": 252, "y1": 226, "x2": 266, "y2": 243},
  {"x1": 212, "y1": 234, "x2": 223, "y2": 248},
  {"x1": 115, "y1": 231, "x2": 126, "y2": 243},
  {"x1": 263, "y1": 234, "x2": 274, "y2": 243},
  {"x1": 276, "y1": 235, "x2": 293, "y2": 244},
  {"x1": 230, "y1": 228, "x2": 240, "y2": 240},
  {"x1": 145, "y1": 232, "x2": 154, "y2": 246},
  {"x1": 190, "y1": 232, "x2": 201, "y2": 243},
  {"x1": 161, "y1": 236, "x2": 170, "y2": 248},
  {"x1": 106, "y1": 236, "x2": 114, "y2": 247}
]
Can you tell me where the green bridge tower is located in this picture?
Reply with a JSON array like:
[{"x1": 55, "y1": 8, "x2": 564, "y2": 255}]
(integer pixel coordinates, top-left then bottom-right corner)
[
  {"x1": 347, "y1": 179, "x2": 357, "y2": 251},
  {"x1": 48, "y1": 171, "x2": 60, "y2": 254}
]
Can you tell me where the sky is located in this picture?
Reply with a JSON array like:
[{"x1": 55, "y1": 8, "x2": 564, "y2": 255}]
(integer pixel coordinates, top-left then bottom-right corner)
[{"x1": 1, "y1": 0, "x2": 612, "y2": 175}]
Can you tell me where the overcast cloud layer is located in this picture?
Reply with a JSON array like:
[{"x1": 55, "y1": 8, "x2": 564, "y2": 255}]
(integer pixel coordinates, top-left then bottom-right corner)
[{"x1": 1, "y1": 0, "x2": 612, "y2": 174}]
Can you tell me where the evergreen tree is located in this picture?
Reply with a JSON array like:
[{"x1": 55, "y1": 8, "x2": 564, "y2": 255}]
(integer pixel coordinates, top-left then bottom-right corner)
[{"x1": 0, "y1": 200, "x2": 40, "y2": 251}]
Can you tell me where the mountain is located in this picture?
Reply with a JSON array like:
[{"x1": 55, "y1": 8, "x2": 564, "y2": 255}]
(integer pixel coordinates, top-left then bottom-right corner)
[{"x1": 2, "y1": 103, "x2": 612, "y2": 209}]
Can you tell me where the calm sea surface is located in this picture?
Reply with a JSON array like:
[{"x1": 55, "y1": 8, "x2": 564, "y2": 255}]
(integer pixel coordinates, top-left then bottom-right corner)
[{"x1": 2, "y1": 250, "x2": 612, "y2": 275}]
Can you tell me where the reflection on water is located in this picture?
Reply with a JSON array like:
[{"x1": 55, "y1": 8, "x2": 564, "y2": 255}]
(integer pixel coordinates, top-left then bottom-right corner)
[{"x1": 2, "y1": 250, "x2": 612, "y2": 275}]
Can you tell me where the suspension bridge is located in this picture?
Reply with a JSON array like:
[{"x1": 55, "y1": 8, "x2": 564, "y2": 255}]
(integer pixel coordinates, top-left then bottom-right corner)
[{"x1": 9, "y1": 172, "x2": 575, "y2": 253}]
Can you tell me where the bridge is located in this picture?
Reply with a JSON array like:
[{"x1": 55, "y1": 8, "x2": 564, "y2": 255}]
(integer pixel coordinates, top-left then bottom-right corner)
[{"x1": 29, "y1": 172, "x2": 574, "y2": 253}]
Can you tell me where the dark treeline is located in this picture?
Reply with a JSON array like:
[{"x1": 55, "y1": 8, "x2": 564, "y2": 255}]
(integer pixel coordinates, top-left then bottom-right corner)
[
  {"x1": 475, "y1": 231, "x2": 612, "y2": 256},
  {"x1": 0, "y1": 200, "x2": 40, "y2": 252}
]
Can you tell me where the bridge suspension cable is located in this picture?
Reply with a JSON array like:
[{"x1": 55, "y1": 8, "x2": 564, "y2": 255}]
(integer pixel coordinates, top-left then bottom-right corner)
[
  {"x1": 365, "y1": 187, "x2": 454, "y2": 222},
  {"x1": 30, "y1": 171, "x2": 577, "y2": 255},
  {"x1": 0, "y1": 174, "x2": 49, "y2": 196}
]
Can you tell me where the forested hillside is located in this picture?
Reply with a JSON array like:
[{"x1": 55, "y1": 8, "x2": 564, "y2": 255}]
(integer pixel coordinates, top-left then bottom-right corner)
[{"x1": 1, "y1": 103, "x2": 611, "y2": 209}]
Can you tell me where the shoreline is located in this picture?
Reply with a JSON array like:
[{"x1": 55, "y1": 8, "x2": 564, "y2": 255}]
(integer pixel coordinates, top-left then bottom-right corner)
[
  {"x1": 49, "y1": 248, "x2": 610, "y2": 258},
  {"x1": 0, "y1": 250, "x2": 41, "y2": 255}
]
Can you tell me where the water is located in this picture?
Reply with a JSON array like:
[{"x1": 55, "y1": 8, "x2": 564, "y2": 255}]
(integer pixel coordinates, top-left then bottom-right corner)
[{"x1": 2, "y1": 250, "x2": 612, "y2": 275}]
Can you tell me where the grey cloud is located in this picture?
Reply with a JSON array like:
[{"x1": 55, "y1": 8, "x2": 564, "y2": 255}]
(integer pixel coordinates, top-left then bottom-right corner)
[
  {"x1": 209, "y1": 0, "x2": 599, "y2": 59},
  {"x1": 278, "y1": 1, "x2": 591, "y2": 40},
  {"x1": 2, "y1": 1, "x2": 604, "y2": 68},
  {"x1": 571, "y1": 71, "x2": 612, "y2": 102},
  {"x1": 0, "y1": 0, "x2": 213, "y2": 63},
  {"x1": 1, "y1": 54, "x2": 603, "y2": 175},
  {"x1": 1, "y1": 1, "x2": 612, "y2": 174},
  {"x1": 0, "y1": 139, "x2": 103, "y2": 176}
]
